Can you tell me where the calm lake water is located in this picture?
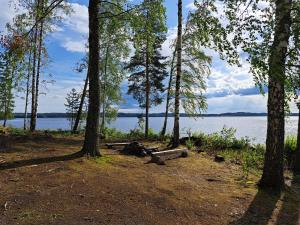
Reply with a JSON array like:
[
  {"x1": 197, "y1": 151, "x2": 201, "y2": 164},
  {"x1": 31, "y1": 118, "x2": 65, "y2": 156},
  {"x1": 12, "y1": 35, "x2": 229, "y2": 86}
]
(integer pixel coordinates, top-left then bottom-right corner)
[{"x1": 1, "y1": 116, "x2": 298, "y2": 144}]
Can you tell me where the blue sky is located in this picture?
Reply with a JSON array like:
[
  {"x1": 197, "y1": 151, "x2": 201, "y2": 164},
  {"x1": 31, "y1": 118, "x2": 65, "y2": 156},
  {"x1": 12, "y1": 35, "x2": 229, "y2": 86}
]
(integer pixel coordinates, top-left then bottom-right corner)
[{"x1": 0, "y1": 0, "x2": 297, "y2": 113}]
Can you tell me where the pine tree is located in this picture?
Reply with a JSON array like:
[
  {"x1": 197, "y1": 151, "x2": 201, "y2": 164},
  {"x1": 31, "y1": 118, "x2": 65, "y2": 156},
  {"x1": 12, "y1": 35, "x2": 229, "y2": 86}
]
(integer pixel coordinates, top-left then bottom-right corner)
[
  {"x1": 65, "y1": 88, "x2": 81, "y2": 130},
  {"x1": 126, "y1": 36, "x2": 168, "y2": 123},
  {"x1": 129, "y1": 0, "x2": 167, "y2": 138},
  {"x1": 172, "y1": 0, "x2": 183, "y2": 147}
]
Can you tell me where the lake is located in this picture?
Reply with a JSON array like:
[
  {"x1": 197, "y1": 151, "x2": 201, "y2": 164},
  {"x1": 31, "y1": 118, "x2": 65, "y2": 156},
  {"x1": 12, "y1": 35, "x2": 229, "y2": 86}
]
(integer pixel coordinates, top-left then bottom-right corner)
[{"x1": 1, "y1": 116, "x2": 298, "y2": 144}]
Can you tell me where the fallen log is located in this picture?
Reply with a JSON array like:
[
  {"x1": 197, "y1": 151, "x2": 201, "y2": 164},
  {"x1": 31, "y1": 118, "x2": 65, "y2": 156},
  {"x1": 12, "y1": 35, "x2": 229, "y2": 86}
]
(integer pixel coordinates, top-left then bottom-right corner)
[
  {"x1": 151, "y1": 149, "x2": 188, "y2": 164},
  {"x1": 106, "y1": 143, "x2": 130, "y2": 149}
]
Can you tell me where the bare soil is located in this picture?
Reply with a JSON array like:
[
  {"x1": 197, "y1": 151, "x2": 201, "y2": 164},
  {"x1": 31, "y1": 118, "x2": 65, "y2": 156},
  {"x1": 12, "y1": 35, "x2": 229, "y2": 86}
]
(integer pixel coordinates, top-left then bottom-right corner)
[{"x1": 0, "y1": 134, "x2": 300, "y2": 225}]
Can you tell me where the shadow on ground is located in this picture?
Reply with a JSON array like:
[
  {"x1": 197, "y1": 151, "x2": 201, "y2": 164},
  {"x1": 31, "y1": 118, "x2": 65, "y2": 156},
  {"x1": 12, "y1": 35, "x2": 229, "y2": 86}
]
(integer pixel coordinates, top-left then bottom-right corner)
[
  {"x1": 229, "y1": 177, "x2": 300, "y2": 225},
  {"x1": 0, "y1": 151, "x2": 82, "y2": 170}
]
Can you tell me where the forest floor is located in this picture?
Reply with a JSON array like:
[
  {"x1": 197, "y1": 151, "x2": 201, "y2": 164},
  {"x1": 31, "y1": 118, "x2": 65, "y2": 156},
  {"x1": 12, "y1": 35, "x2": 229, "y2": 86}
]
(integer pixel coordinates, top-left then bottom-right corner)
[{"x1": 1, "y1": 134, "x2": 300, "y2": 225}]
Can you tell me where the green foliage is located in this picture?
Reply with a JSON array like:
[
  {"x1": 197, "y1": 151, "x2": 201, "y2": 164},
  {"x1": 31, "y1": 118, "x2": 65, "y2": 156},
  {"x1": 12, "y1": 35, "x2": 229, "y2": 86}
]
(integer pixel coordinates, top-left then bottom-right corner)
[
  {"x1": 64, "y1": 88, "x2": 82, "y2": 130},
  {"x1": 285, "y1": 136, "x2": 297, "y2": 153},
  {"x1": 101, "y1": 127, "x2": 160, "y2": 141},
  {"x1": 99, "y1": 0, "x2": 130, "y2": 130},
  {"x1": 284, "y1": 135, "x2": 297, "y2": 167},
  {"x1": 199, "y1": 126, "x2": 251, "y2": 150},
  {"x1": 126, "y1": 36, "x2": 168, "y2": 108},
  {"x1": 185, "y1": 139, "x2": 195, "y2": 150}
]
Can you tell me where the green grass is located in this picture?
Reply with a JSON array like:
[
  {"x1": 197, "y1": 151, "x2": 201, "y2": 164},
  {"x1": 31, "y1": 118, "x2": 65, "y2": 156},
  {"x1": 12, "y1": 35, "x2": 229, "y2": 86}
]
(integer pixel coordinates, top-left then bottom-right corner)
[{"x1": 94, "y1": 155, "x2": 113, "y2": 165}]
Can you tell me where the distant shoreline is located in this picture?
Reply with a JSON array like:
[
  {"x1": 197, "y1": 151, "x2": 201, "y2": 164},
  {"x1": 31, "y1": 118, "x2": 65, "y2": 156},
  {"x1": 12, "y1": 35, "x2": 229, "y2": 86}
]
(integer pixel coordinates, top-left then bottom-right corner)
[{"x1": 12, "y1": 112, "x2": 299, "y2": 119}]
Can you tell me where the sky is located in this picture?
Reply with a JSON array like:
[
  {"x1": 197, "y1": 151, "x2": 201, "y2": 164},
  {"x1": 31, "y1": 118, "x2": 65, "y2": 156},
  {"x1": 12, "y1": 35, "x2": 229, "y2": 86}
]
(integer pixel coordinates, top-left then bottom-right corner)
[{"x1": 0, "y1": 0, "x2": 297, "y2": 114}]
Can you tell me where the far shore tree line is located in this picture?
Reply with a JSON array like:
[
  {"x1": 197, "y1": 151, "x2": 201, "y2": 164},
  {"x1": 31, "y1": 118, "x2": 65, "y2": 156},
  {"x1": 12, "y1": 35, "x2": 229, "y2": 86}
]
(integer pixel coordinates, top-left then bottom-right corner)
[{"x1": 0, "y1": 0, "x2": 300, "y2": 190}]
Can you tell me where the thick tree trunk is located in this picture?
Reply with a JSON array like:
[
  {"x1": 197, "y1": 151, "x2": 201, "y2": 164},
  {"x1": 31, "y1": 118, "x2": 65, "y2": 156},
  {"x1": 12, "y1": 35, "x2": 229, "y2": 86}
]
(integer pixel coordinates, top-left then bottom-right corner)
[
  {"x1": 24, "y1": 48, "x2": 32, "y2": 130},
  {"x1": 145, "y1": 39, "x2": 150, "y2": 138},
  {"x1": 161, "y1": 47, "x2": 176, "y2": 136},
  {"x1": 72, "y1": 73, "x2": 88, "y2": 133},
  {"x1": 81, "y1": 0, "x2": 101, "y2": 157},
  {"x1": 172, "y1": 0, "x2": 182, "y2": 147},
  {"x1": 293, "y1": 106, "x2": 300, "y2": 173},
  {"x1": 259, "y1": 0, "x2": 292, "y2": 190}
]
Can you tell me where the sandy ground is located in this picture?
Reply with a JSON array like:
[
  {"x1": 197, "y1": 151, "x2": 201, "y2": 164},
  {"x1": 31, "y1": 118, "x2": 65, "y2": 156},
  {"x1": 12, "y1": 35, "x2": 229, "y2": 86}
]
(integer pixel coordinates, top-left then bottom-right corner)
[{"x1": 1, "y1": 134, "x2": 300, "y2": 225}]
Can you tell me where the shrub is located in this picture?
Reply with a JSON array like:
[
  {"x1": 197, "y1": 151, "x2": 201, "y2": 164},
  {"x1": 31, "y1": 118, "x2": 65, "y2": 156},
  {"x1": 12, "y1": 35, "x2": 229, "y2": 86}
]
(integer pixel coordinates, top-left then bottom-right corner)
[
  {"x1": 285, "y1": 136, "x2": 297, "y2": 168},
  {"x1": 186, "y1": 139, "x2": 195, "y2": 150}
]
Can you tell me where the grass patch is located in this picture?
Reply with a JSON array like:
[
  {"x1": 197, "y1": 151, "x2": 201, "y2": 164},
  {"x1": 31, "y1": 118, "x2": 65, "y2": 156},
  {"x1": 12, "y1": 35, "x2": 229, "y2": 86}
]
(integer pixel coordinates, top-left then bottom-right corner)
[{"x1": 94, "y1": 155, "x2": 113, "y2": 165}]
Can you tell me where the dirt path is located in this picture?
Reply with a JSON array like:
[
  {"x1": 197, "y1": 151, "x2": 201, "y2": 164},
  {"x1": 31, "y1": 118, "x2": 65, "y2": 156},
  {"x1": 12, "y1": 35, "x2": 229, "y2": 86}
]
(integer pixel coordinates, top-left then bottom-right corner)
[{"x1": 1, "y1": 135, "x2": 300, "y2": 225}]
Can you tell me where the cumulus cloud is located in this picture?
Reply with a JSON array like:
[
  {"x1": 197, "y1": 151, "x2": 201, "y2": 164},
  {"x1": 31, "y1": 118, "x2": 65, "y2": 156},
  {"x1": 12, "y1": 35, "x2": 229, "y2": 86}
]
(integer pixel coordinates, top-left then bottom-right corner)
[
  {"x1": 61, "y1": 39, "x2": 87, "y2": 53},
  {"x1": 62, "y1": 3, "x2": 88, "y2": 35}
]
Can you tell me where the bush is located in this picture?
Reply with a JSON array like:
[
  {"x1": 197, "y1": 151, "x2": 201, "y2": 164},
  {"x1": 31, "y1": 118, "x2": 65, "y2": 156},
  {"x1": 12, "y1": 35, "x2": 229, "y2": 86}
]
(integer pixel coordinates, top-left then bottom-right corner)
[
  {"x1": 285, "y1": 136, "x2": 297, "y2": 168},
  {"x1": 186, "y1": 139, "x2": 195, "y2": 150}
]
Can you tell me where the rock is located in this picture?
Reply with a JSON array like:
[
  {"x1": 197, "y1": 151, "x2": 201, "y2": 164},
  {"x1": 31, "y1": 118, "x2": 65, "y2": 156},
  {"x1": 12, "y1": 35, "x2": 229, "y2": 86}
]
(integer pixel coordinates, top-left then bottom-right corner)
[{"x1": 214, "y1": 155, "x2": 225, "y2": 162}]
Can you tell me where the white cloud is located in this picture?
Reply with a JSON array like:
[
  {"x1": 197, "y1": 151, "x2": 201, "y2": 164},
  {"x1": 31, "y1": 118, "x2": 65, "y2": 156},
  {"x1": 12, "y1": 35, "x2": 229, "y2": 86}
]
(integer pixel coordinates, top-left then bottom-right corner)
[
  {"x1": 62, "y1": 3, "x2": 88, "y2": 35},
  {"x1": 61, "y1": 39, "x2": 87, "y2": 53},
  {"x1": 52, "y1": 3, "x2": 88, "y2": 53}
]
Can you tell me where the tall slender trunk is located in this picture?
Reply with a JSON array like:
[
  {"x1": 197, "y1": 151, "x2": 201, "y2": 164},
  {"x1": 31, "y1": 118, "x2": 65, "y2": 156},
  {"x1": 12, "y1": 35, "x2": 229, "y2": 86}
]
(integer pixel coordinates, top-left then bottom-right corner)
[
  {"x1": 161, "y1": 46, "x2": 176, "y2": 136},
  {"x1": 100, "y1": 46, "x2": 109, "y2": 134},
  {"x1": 30, "y1": 0, "x2": 40, "y2": 132},
  {"x1": 293, "y1": 105, "x2": 300, "y2": 173},
  {"x1": 81, "y1": 0, "x2": 101, "y2": 157},
  {"x1": 3, "y1": 67, "x2": 14, "y2": 127},
  {"x1": 259, "y1": 0, "x2": 292, "y2": 190},
  {"x1": 145, "y1": 38, "x2": 150, "y2": 138},
  {"x1": 30, "y1": 28, "x2": 38, "y2": 132},
  {"x1": 3, "y1": 100, "x2": 7, "y2": 127},
  {"x1": 33, "y1": 18, "x2": 44, "y2": 130},
  {"x1": 73, "y1": 73, "x2": 88, "y2": 133},
  {"x1": 24, "y1": 48, "x2": 32, "y2": 130},
  {"x1": 172, "y1": 0, "x2": 182, "y2": 147}
]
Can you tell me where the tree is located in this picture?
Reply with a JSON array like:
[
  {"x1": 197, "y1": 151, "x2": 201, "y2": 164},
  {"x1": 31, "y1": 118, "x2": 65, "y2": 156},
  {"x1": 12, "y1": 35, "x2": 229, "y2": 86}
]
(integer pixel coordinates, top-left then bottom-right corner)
[
  {"x1": 195, "y1": 0, "x2": 297, "y2": 189},
  {"x1": 161, "y1": 44, "x2": 176, "y2": 136},
  {"x1": 0, "y1": 33, "x2": 26, "y2": 127},
  {"x1": 161, "y1": 14, "x2": 211, "y2": 137},
  {"x1": 72, "y1": 57, "x2": 88, "y2": 133},
  {"x1": 129, "y1": 0, "x2": 167, "y2": 138},
  {"x1": 22, "y1": 0, "x2": 71, "y2": 132},
  {"x1": 126, "y1": 36, "x2": 168, "y2": 132},
  {"x1": 65, "y1": 88, "x2": 81, "y2": 130},
  {"x1": 80, "y1": 0, "x2": 101, "y2": 156},
  {"x1": 172, "y1": 0, "x2": 183, "y2": 147},
  {"x1": 99, "y1": 1, "x2": 130, "y2": 134},
  {"x1": 0, "y1": 53, "x2": 15, "y2": 127}
]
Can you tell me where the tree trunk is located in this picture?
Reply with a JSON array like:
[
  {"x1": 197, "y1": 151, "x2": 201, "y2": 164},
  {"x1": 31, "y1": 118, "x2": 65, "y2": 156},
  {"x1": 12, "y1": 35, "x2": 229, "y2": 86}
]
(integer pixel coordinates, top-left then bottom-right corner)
[
  {"x1": 24, "y1": 48, "x2": 32, "y2": 130},
  {"x1": 72, "y1": 73, "x2": 88, "y2": 133},
  {"x1": 33, "y1": 18, "x2": 44, "y2": 131},
  {"x1": 259, "y1": 0, "x2": 292, "y2": 190},
  {"x1": 3, "y1": 99, "x2": 7, "y2": 127},
  {"x1": 145, "y1": 38, "x2": 150, "y2": 138},
  {"x1": 100, "y1": 46, "x2": 109, "y2": 134},
  {"x1": 293, "y1": 106, "x2": 300, "y2": 174},
  {"x1": 161, "y1": 46, "x2": 176, "y2": 136},
  {"x1": 30, "y1": 0, "x2": 40, "y2": 132},
  {"x1": 172, "y1": 0, "x2": 182, "y2": 147},
  {"x1": 81, "y1": 0, "x2": 101, "y2": 157},
  {"x1": 30, "y1": 27, "x2": 38, "y2": 132}
]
